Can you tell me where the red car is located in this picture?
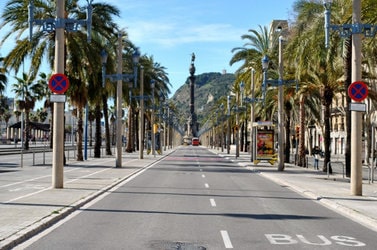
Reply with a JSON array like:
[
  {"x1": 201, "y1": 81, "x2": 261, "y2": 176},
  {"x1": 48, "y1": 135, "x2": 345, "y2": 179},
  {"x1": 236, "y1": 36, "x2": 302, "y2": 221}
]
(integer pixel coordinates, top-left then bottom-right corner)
[{"x1": 192, "y1": 137, "x2": 200, "y2": 146}]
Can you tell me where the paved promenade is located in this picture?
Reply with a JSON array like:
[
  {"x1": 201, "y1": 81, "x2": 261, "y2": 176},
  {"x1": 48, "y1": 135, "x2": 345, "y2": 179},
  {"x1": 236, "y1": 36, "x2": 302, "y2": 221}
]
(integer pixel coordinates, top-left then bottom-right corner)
[{"x1": 1, "y1": 146, "x2": 377, "y2": 249}]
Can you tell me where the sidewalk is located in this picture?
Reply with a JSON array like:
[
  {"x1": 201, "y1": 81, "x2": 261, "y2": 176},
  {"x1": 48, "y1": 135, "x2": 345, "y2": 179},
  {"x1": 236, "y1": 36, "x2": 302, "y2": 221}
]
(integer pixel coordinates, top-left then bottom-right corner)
[
  {"x1": 0, "y1": 149, "x2": 174, "y2": 250},
  {"x1": 210, "y1": 147, "x2": 377, "y2": 233}
]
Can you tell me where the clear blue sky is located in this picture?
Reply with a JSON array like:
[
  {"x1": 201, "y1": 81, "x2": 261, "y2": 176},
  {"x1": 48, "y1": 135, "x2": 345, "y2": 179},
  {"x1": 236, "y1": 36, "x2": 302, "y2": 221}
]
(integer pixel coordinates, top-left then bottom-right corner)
[{"x1": 1, "y1": 0, "x2": 297, "y2": 98}]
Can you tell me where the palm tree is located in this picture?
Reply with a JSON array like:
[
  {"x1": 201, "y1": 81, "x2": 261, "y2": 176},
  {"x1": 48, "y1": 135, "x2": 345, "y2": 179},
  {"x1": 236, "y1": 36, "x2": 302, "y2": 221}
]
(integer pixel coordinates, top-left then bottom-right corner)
[
  {"x1": 1, "y1": 0, "x2": 121, "y2": 156},
  {"x1": 12, "y1": 72, "x2": 44, "y2": 149},
  {"x1": 231, "y1": 25, "x2": 292, "y2": 166},
  {"x1": 35, "y1": 72, "x2": 53, "y2": 146},
  {"x1": 35, "y1": 107, "x2": 48, "y2": 122},
  {"x1": 2, "y1": 110, "x2": 12, "y2": 137},
  {"x1": 1, "y1": 0, "x2": 120, "y2": 77},
  {"x1": 123, "y1": 53, "x2": 171, "y2": 153},
  {"x1": 0, "y1": 56, "x2": 7, "y2": 93},
  {"x1": 286, "y1": 0, "x2": 345, "y2": 173}
]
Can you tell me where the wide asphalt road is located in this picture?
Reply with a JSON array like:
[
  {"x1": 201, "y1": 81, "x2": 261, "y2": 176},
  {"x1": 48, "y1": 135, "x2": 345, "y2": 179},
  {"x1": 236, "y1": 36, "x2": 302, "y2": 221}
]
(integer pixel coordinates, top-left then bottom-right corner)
[{"x1": 18, "y1": 146, "x2": 377, "y2": 249}]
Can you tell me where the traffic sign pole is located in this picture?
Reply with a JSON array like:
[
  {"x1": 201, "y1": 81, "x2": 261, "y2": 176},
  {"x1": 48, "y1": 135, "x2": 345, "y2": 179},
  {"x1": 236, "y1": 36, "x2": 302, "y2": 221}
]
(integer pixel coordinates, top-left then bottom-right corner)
[
  {"x1": 52, "y1": 0, "x2": 65, "y2": 189},
  {"x1": 351, "y1": 0, "x2": 363, "y2": 196}
]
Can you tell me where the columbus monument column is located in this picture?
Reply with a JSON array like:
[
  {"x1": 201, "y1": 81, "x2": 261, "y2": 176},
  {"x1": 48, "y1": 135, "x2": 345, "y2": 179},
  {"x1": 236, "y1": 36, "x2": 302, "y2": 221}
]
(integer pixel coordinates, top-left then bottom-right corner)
[{"x1": 188, "y1": 53, "x2": 197, "y2": 137}]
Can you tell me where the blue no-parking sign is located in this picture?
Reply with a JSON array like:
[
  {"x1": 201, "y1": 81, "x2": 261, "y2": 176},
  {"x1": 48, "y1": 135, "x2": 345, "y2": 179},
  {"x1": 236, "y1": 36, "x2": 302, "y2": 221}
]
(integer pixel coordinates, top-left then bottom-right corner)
[
  {"x1": 348, "y1": 81, "x2": 368, "y2": 102},
  {"x1": 48, "y1": 73, "x2": 70, "y2": 94}
]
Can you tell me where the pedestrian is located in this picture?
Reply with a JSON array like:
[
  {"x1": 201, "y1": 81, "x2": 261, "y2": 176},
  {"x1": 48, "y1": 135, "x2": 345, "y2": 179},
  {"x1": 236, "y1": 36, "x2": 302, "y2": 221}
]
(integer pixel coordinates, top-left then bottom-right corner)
[{"x1": 314, "y1": 152, "x2": 319, "y2": 170}]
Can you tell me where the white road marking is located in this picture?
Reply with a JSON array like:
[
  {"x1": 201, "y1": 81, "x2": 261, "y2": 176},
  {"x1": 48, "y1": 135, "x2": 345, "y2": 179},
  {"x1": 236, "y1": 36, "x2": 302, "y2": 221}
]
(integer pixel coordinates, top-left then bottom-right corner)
[
  {"x1": 5, "y1": 162, "x2": 114, "y2": 203},
  {"x1": 210, "y1": 198, "x2": 216, "y2": 207},
  {"x1": 0, "y1": 175, "x2": 50, "y2": 188},
  {"x1": 204, "y1": 183, "x2": 209, "y2": 188},
  {"x1": 66, "y1": 168, "x2": 109, "y2": 183},
  {"x1": 13, "y1": 159, "x2": 162, "y2": 249},
  {"x1": 5, "y1": 187, "x2": 51, "y2": 203},
  {"x1": 221, "y1": 230, "x2": 233, "y2": 248},
  {"x1": 202, "y1": 174, "x2": 205, "y2": 178}
]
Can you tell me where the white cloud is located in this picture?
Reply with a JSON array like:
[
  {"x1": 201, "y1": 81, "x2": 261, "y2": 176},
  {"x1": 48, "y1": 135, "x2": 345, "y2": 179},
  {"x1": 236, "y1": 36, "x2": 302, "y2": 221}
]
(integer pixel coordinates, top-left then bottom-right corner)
[{"x1": 124, "y1": 20, "x2": 244, "y2": 48}]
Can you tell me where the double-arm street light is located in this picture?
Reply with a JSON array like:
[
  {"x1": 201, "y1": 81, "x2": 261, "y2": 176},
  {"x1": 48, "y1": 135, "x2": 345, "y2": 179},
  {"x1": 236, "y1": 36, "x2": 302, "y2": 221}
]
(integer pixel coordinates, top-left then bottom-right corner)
[
  {"x1": 101, "y1": 38, "x2": 140, "y2": 168},
  {"x1": 150, "y1": 79, "x2": 156, "y2": 157},
  {"x1": 219, "y1": 103, "x2": 225, "y2": 152},
  {"x1": 237, "y1": 82, "x2": 245, "y2": 158},
  {"x1": 261, "y1": 36, "x2": 287, "y2": 171},
  {"x1": 28, "y1": 0, "x2": 93, "y2": 188},
  {"x1": 227, "y1": 96, "x2": 231, "y2": 154},
  {"x1": 323, "y1": 0, "x2": 376, "y2": 196},
  {"x1": 242, "y1": 68, "x2": 258, "y2": 162}
]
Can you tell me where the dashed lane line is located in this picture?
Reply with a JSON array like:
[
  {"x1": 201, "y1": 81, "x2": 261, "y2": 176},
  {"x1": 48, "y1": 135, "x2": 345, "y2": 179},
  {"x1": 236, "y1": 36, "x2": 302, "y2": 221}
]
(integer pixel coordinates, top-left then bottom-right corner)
[
  {"x1": 221, "y1": 230, "x2": 234, "y2": 248},
  {"x1": 210, "y1": 198, "x2": 216, "y2": 207}
]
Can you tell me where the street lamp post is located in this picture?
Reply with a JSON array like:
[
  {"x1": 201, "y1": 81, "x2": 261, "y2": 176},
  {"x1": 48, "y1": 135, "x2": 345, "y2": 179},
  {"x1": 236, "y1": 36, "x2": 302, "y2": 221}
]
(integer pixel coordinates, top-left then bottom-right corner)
[
  {"x1": 277, "y1": 36, "x2": 285, "y2": 171},
  {"x1": 100, "y1": 42, "x2": 140, "y2": 168},
  {"x1": 227, "y1": 95, "x2": 231, "y2": 154},
  {"x1": 243, "y1": 68, "x2": 261, "y2": 163},
  {"x1": 250, "y1": 68, "x2": 256, "y2": 162},
  {"x1": 323, "y1": 0, "x2": 373, "y2": 195},
  {"x1": 115, "y1": 33, "x2": 123, "y2": 168},
  {"x1": 236, "y1": 82, "x2": 245, "y2": 158},
  {"x1": 139, "y1": 66, "x2": 144, "y2": 159},
  {"x1": 151, "y1": 80, "x2": 156, "y2": 157},
  {"x1": 261, "y1": 36, "x2": 286, "y2": 171},
  {"x1": 28, "y1": 0, "x2": 93, "y2": 188},
  {"x1": 219, "y1": 104, "x2": 224, "y2": 152},
  {"x1": 158, "y1": 92, "x2": 165, "y2": 155}
]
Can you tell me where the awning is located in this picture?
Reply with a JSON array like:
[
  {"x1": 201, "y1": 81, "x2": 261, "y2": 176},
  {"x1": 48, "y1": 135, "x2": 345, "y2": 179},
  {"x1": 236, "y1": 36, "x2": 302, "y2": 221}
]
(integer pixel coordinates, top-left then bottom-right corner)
[{"x1": 9, "y1": 121, "x2": 50, "y2": 132}]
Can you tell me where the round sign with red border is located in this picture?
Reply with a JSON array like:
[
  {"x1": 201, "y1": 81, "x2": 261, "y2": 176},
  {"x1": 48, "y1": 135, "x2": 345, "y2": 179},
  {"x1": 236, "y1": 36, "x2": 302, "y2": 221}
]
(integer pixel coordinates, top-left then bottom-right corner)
[
  {"x1": 348, "y1": 81, "x2": 368, "y2": 102},
  {"x1": 49, "y1": 73, "x2": 70, "y2": 94}
]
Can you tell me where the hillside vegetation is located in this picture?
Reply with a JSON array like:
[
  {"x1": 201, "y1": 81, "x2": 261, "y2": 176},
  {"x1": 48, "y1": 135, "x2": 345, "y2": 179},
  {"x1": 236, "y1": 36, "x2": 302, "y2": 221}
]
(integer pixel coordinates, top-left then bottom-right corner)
[{"x1": 170, "y1": 72, "x2": 235, "y2": 129}]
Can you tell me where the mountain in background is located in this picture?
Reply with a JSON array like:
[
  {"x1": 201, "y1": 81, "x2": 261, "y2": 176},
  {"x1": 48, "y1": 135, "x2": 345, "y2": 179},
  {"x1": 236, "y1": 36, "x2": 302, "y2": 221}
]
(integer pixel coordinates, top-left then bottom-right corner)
[{"x1": 170, "y1": 72, "x2": 235, "y2": 129}]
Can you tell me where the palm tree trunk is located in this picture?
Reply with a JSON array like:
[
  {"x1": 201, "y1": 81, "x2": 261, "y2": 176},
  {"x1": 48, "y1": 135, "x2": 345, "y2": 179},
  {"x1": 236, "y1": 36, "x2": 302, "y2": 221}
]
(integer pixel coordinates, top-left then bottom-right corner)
[
  {"x1": 94, "y1": 103, "x2": 101, "y2": 158},
  {"x1": 135, "y1": 110, "x2": 139, "y2": 151},
  {"x1": 24, "y1": 110, "x2": 30, "y2": 150},
  {"x1": 76, "y1": 107, "x2": 84, "y2": 161},
  {"x1": 284, "y1": 104, "x2": 292, "y2": 163},
  {"x1": 244, "y1": 119, "x2": 248, "y2": 152},
  {"x1": 240, "y1": 122, "x2": 244, "y2": 152},
  {"x1": 102, "y1": 95, "x2": 112, "y2": 155},
  {"x1": 49, "y1": 105, "x2": 54, "y2": 149},
  {"x1": 89, "y1": 121, "x2": 93, "y2": 147},
  {"x1": 344, "y1": 37, "x2": 352, "y2": 177},
  {"x1": 298, "y1": 94, "x2": 306, "y2": 167},
  {"x1": 323, "y1": 88, "x2": 333, "y2": 174},
  {"x1": 126, "y1": 105, "x2": 133, "y2": 152}
]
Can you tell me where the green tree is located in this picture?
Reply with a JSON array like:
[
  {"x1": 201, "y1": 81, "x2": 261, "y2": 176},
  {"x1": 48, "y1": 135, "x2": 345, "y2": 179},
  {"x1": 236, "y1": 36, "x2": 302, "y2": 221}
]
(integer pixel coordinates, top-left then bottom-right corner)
[
  {"x1": 0, "y1": 56, "x2": 7, "y2": 93},
  {"x1": 36, "y1": 107, "x2": 48, "y2": 122},
  {"x1": 286, "y1": 0, "x2": 345, "y2": 173},
  {"x1": 12, "y1": 72, "x2": 44, "y2": 149},
  {"x1": 36, "y1": 72, "x2": 53, "y2": 147},
  {"x1": 1, "y1": 0, "x2": 121, "y2": 158}
]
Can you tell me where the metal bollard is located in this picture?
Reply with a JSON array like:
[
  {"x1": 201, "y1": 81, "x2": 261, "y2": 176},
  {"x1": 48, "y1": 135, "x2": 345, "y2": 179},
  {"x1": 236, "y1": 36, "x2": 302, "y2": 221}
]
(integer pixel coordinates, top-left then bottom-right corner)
[{"x1": 33, "y1": 149, "x2": 35, "y2": 166}]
